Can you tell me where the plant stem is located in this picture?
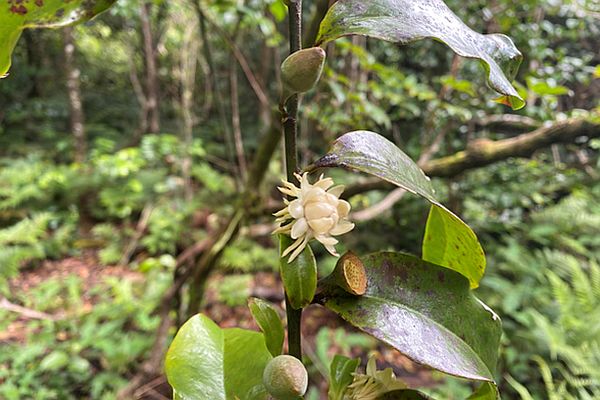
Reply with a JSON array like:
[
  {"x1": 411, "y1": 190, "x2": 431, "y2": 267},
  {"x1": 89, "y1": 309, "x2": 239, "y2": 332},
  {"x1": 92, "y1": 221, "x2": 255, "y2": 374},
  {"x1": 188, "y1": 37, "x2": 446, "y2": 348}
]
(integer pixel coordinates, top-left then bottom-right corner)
[{"x1": 284, "y1": 0, "x2": 303, "y2": 360}]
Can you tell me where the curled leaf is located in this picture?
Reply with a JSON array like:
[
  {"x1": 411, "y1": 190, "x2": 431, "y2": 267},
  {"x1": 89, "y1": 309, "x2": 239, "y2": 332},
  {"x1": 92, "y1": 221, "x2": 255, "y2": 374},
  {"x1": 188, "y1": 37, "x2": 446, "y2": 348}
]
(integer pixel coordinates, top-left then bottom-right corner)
[{"x1": 316, "y1": 0, "x2": 524, "y2": 109}]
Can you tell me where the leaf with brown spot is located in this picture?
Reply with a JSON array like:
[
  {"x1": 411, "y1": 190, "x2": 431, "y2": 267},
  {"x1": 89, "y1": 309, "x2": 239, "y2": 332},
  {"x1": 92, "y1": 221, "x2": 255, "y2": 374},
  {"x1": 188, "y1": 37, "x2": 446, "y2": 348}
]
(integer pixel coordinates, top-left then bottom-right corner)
[
  {"x1": 322, "y1": 251, "x2": 501, "y2": 392},
  {"x1": 0, "y1": 0, "x2": 116, "y2": 77}
]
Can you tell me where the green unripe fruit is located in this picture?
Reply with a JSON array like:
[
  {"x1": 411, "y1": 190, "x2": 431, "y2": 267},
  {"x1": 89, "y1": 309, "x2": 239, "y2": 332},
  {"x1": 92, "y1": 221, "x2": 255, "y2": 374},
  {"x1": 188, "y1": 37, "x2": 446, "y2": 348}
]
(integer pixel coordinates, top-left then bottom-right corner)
[
  {"x1": 280, "y1": 47, "x2": 326, "y2": 101},
  {"x1": 263, "y1": 355, "x2": 308, "y2": 400}
]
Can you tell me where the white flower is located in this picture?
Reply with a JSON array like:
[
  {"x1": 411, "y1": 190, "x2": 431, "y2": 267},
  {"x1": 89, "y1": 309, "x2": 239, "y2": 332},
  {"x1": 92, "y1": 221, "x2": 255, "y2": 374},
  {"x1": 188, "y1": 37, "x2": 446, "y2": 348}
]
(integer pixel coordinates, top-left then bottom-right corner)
[{"x1": 273, "y1": 172, "x2": 355, "y2": 262}]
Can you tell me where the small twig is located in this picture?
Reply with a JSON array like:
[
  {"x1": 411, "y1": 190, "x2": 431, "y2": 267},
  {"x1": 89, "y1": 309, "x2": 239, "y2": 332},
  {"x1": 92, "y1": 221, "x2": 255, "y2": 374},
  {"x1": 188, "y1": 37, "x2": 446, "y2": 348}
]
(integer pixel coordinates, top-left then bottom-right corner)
[
  {"x1": 175, "y1": 238, "x2": 211, "y2": 269},
  {"x1": 575, "y1": 149, "x2": 599, "y2": 178},
  {"x1": 119, "y1": 203, "x2": 155, "y2": 266},
  {"x1": 202, "y1": 11, "x2": 270, "y2": 109},
  {"x1": 133, "y1": 375, "x2": 168, "y2": 399},
  {"x1": 0, "y1": 297, "x2": 57, "y2": 321}
]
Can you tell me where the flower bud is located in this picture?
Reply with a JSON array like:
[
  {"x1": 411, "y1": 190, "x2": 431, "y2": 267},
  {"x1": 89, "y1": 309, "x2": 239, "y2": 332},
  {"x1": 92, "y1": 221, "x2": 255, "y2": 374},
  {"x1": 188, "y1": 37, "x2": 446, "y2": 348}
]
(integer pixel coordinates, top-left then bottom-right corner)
[
  {"x1": 281, "y1": 47, "x2": 326, "y2": 101},
  {"x1": 263, "y1": 355, "x2": 308, "y2": 400}
]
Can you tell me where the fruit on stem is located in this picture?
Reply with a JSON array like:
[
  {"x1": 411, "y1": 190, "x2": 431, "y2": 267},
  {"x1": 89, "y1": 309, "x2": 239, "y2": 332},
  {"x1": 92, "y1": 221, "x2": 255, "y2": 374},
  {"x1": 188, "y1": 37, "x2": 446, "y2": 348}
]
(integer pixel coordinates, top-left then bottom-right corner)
[{"x1": 263, "y1": 355, "x2": 309, "y2": 400}]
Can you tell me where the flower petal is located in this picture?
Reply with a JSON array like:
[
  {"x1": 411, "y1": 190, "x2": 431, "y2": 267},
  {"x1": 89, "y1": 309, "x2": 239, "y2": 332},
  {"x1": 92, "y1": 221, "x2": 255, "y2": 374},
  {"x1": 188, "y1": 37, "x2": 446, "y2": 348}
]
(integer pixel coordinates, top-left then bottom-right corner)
[
  {"x1": 305, "y1": 202, "x2": 335, "y2": 220},
  {"x1": 273, "y1": 223, "x2": 293, "y2": 235},
  {"x1": 288, "y1": 199, "x2": 304, "y2": 219},
  {"x1": 337, "y1": 200, "x2": 351, "y2": 217},
  {"x1": 273, "y1": 207, "x2": 288, "y2": 217},
  {"x1": 327, "y1": 185, "x2": 345, "y2": 198},
  {"x1": 288, "y1": 235, "x2": 310, "y2": 262},
  {"x1": 325, "y1": 193, "x2": 339, "y2": 206},
  {"x1": 278, "y1": 186, "x2": 297, "y2": 197},
  {"x1": 314, "y1": 177, "x2": 334, "y2": 191},
  {"x1": 330, "y1": 220, "x2": 355, "y2": 236},
  {"x1": 282, "y1": 236, "x2": 305, "y2": 258},
  {"x1": 308, "y1": 217, "x2": 335, "y2": 234},
  {"x1": 303, "y1": 186, "x2": 326, "y2": 203},
  {"x1": 323, "y1": 243, "x2": 339, "y2": 257},
  {"x1": 291, "y1": 218, "x2": 309, "y2": 239},
  {"x1": 315, "y1": 235, "x2": 338, "y2": 246}
]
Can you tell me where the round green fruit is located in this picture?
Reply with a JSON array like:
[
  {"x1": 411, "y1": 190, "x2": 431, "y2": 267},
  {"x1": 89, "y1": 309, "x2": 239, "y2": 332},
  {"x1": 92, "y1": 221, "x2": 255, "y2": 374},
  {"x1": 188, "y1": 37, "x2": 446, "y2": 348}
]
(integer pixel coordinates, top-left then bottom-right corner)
[{"x1": 263, "y1": 355, "x2": 308, "y2": 400}]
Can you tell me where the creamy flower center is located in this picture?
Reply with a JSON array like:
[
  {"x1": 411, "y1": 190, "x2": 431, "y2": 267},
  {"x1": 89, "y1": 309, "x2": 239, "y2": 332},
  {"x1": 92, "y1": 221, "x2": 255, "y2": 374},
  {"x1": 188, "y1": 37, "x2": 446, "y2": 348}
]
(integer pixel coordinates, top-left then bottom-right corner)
[{"x1": 274, "y1": 173, "x2": 355, "y2": 262}]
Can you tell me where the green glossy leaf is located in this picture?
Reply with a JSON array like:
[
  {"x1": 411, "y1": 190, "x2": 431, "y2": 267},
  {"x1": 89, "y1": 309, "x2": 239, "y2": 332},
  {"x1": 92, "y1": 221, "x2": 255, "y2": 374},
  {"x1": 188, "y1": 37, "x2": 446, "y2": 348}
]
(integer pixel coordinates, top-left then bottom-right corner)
[
  {"x1": 314, "y1": 131, "x2": 486, "y2": 288},
  {"x1": 328, "y1": 355, "x2": 360, "y2": 400},
  {"x1": 422, "y1": 205, "x2": 486, "y2": 289},
  {"x1": 0, "y1": 0, "x2": 116, "y2": 77},
  {"x1": 279, "y1": 235, "x2": 317, "y2": 309},
  {"x1": 315, "y1": 131, "x2": 436, "y2": 203},
  {"x1": 165, "y1": 314, "x2": 272, "y2": 400},
  {"x1": 316, "y1": 0, "x2": 524, "y2": 110},
  {"x1": 269, "y1": 0, "x2": 286, "y2": 22},
  {"x1": 249, "y1": 297, "x2": 285, "y2": 357},
  {"x1": 322, "y1": 252, "x2": 501, "y2": 385},
  {"x1": 467, "y1": 382, "x2": 499, "y2": 400}
]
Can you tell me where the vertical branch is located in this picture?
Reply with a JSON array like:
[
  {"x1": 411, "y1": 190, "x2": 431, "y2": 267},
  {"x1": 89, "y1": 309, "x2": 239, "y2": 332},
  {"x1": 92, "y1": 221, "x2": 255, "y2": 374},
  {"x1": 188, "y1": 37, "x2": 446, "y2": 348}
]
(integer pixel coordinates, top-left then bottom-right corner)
[
  {"x1": 228, "y1": 16, "x2": 249, "y2": 183},
  {"x1": 283, "y1": 0, "x2": 303, "y2": 360},
  {"x1": 230, "y1": 66, "x2": 248, "y2": 181}
]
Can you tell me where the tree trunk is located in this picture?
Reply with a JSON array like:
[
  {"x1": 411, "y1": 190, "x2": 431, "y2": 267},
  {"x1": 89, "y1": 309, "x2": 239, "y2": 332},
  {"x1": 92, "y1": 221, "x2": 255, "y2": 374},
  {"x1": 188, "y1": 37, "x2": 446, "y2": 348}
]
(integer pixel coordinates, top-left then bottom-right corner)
[
  {"x1": 229, "y1": 60, "x2": 248, "y2": 182},
  {"x1": 63, "y1": 26, "x2": 93, "y2": 233},
  {"x1": 63, "y1": 26, "x2": 86, "y2": 164},
  {"x1": 180, "y1": 21, "x2": 198, "y2": 202},
  {"x1": 140, "y1": 0, "x2": 160, "y2": 133}
]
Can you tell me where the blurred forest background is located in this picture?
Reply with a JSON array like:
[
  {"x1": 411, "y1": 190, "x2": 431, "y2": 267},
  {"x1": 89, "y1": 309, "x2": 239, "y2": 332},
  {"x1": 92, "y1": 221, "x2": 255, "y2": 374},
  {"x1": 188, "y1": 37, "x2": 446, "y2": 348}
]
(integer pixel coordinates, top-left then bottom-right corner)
[{"x1": 0, "y1": 0, "x2": 599, "y2": 399}]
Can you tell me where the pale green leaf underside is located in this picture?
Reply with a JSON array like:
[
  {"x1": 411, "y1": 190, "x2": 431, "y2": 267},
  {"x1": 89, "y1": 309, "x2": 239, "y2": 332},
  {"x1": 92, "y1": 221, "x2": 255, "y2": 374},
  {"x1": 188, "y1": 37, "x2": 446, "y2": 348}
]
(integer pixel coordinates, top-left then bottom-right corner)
[
  {"x1": 316, "y1": 0, "x2": 524, "y2": 109},
  {"x1": 323, "y1": 252, "x2": 501, "y2": 384},
  {"x1": 165, "y1": 314, "x2": 272, "y2": 400},
  {"x1": 0, "y1": 0, "x2": 116, "y2": 77},
  {"x1": 314, "y1": 130, "x2": 486, "y2": 288}
]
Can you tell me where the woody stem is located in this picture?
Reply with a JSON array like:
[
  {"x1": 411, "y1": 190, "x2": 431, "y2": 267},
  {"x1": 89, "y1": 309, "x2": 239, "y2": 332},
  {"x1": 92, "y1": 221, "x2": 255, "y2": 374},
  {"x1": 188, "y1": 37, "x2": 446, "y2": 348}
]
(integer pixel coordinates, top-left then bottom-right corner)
[{"x1": 283, "y1": 0, "x2": 303, "y2": 360}]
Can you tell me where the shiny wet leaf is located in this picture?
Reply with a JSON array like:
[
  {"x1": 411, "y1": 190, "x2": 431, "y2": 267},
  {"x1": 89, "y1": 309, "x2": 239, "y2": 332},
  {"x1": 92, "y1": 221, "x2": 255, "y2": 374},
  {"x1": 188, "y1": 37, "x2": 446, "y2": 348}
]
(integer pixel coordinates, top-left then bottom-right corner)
[
  {"x1": 322, "y1": 252, "x2": 501, "y2": 385},
  {"x1": 165, "y1": 314, "x2": 272, "y2": 400},
  {"x1": 316, "y1": 0, "x2": 524, "y2": 109},
  {"x1": 249, "y1": 297, "x2": 285, "y2": 357},
  {"x1": 279, "y1": 235, "x2": 318, "y2": 309}
]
